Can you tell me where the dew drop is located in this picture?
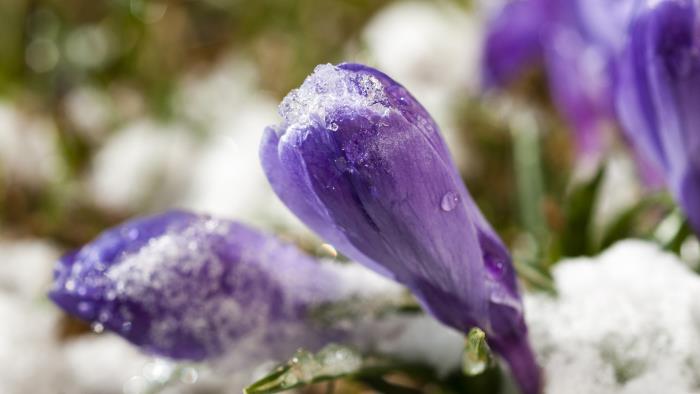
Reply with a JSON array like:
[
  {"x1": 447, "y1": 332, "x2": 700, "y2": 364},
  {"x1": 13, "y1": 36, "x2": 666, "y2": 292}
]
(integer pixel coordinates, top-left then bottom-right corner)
[
  {"x1": 440, "y1": 191, "x2": 460, "y2": 212},
  {"x1": 484, "y1": 253, "x2": 505, "y2": 277},
  {"x1": 328, "y1": 122, "x2": 339, "y2": 131},
  {"x1": 179, "y1": 367, "x2": 198, "y2": 384},
  {"x1": 65, "y1": 279, "x2": 76, "y2": 291},
  {"x1": 121, "y1": 321, "x2": 133, "y2": 333},
  {"x1": 91, "y1": 322, "x2": 105, "y2": 333},
  {"x1": 333, "y1": 156, "x2": 347, "y2": 172}
]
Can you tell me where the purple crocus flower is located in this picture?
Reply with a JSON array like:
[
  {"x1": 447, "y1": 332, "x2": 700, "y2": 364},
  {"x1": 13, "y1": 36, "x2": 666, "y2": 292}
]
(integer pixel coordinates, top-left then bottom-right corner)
[
  {"x1": 260, "y1": 63, "x2": 540, "y2": 394},
  {"x1": 49, "y1": 210, "x2": 347, "y2": 361},
  {"x1": 483, "y1": 0, "x2": 638, "y2": 158},
  {"x1": 615, "y1": 0, "x2": 700, "y2": 234}
]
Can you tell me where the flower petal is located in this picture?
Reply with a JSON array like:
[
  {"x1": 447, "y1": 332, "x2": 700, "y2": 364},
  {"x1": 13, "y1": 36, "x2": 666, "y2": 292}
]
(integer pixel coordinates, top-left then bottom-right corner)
[
  {"x1": 49, "y1": 210, "x2": 338, "y2": 360},
  {"x1": 615, "y1": 0, "x2": 700, "y2": 232},
  {"x1": 261, "y1": 63, "x2": 539, "y2": 393}
]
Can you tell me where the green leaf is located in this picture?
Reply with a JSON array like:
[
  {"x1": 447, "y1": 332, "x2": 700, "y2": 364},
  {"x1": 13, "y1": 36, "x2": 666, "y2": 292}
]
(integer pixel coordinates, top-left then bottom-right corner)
[
  {"x1": 511, "y1": 111, "x2": 548, "y2": 245},
  {"x1": 514, "y1": 259, "x2": 556, "y2": 294},
  {"x1": 655, "y1": 211, "x2": 692, "y2": 254},
  {"x1": 244, "y1": 345, "x2": 363, "y2": 394},
  {"x1": 560, "y1": 166, "x2": 605, "y2": 257},
  {"x1": 462, "y1": 328, "x2": 494, "y2": 376}
]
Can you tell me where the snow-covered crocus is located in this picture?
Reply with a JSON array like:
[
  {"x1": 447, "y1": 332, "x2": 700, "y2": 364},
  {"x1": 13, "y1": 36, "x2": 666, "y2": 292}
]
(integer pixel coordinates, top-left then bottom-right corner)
[
  {"x1": 260, "y1": 63, "x2": 541, "y2": 394},
  {"x1": 49, "y1": 210, "x2": 353, "y2": 361},
  {"x1": 483, "y1": 0, "x2": 638, "y2": 158},
  {"x1": 615, "y1": 0, "x2": 700, "y2": 234}
]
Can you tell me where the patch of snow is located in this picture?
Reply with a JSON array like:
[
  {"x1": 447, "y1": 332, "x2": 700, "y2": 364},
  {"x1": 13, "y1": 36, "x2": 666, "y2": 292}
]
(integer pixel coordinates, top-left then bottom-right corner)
[
  {"x1": 62, "y1": 335, "x2": 151, "y2": 394},
  {"x1": 0, "y1": 294, "x2": 65, "y2": 394},
  {"x1": 279, "y1": 63, "x2": 389, "y2": 132},
  {"x1": 526, "y1": 240, "x2": 700, "y2": 394}
]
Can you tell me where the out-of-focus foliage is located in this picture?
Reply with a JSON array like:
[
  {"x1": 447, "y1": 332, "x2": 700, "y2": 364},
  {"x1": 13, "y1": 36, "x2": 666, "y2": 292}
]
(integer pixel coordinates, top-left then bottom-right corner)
[{"x1": 0, "y1": 0, "x2": 398, "y2": 247}]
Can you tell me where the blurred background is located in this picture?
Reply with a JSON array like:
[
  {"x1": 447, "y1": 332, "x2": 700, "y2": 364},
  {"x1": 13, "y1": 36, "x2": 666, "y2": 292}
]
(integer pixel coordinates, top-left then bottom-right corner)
[{"x1": 2, "y1": 0, "x2": 690, "y2": 393}]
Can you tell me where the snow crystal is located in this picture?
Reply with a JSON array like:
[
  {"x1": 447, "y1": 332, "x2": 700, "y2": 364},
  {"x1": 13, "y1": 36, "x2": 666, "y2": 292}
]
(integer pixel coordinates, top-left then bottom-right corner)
[
  {"x1": 526, "y1": 240, "x2": 700, "y2": 394},
  {"x1": 278, "y1": 64, "x2": 389, "y2": 133},
  {"x1": 103, "y1": 217, "x2": 254, "y2": 355}
]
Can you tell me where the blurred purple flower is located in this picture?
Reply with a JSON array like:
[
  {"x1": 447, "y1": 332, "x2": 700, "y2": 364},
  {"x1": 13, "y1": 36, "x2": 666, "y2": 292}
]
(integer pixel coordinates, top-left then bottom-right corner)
[
  {"x1": 615, "y1": 0, "x2": 700, "y2": 233},
  {"x1": 260, "y1": 63, "x2": 540, "y2": 394},
  {"x1": 483, "y1": 0, "x2": 638, "y2": 158},
  {"x1": 49, "y1": 210, "x2": 344, "y2": 361}
]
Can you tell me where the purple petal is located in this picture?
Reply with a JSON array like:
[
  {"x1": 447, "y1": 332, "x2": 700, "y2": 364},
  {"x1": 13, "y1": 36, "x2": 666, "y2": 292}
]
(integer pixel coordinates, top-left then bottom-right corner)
[
  {"x1": 482, "y1": 0, "x2": 547, "y2": 87},
  {"x1": 543, "y1": 25, "x2": 614, "y2": 157},
  {"x1": 615, "y1": 0, "x2": 700, "y2": 233},
  {"x1": 483, "y1": 0, "x2": 639, "y2": 160},
  {"x1": 49, "y1": 210, "x2": 340, "y2": 361},
  {"x1": 261, "y1": 63, "x2": 540, "y2": 393}
]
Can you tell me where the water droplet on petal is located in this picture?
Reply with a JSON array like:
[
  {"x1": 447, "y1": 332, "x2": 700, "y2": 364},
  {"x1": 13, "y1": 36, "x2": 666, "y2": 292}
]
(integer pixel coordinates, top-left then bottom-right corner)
[
  {"x1": 121, "y1": 321, "x2": 132, "y2": 333},
  {"x1": 440, "y1": 191, "x2": 460, "y2": 212},
  {"x1": 328, "y1": 122, "x2": 339, "y2": 131},
  {"x1": 334, "y1": 157, "x2": 347, "y2": 172},
  {"x1": 65, "y1": 279, "x2": 76, "y2": 291},
  {"x1": 484, "y1": 254, "x2": 505, "y2": 277}
]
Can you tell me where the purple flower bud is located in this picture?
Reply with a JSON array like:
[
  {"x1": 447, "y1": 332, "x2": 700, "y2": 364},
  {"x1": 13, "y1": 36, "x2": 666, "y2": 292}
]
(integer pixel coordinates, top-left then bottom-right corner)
[
  {"x1": 483, "y1": 0, "x2": 637, "y2": 159},
  {"x1": 615, "y1": 0, "x2": 700, "y2": 234},
  {"x1": 482, "y1": 0, "x2": 547, "y2": 88},
  {"x1": 260, "y1": 63, "x2": 540, "y2": 394},
  {"x1": 49, "y1": 210, "x2": 344, "y2": 361}
]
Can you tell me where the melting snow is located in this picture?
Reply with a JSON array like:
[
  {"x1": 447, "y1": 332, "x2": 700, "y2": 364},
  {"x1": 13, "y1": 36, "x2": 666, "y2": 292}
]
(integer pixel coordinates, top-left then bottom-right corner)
[{"x1": 526, "y1": 240, "x2": 700, "y2": 394}]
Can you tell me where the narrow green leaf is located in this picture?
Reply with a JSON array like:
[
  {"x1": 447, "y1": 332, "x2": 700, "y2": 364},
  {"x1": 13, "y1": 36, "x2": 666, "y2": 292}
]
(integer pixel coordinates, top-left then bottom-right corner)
[
  {"x1": 511, "y1": 112, "x2": 548, "y2": 245},
  {"x1": 244, "y1": 345, "x2": 363, "y2": 394},
  {"x1": 561, "y1": 166, "x2": 605, "y2": 257}
]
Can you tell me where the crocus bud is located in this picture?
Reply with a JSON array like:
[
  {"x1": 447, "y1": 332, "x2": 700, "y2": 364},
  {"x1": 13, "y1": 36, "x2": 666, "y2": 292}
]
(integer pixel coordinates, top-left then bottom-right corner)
[
  {"x1": 482, "y1": 0, "x2": 546, "y2": 88},
  {"x1": 260, "y1": 63, "x2": 540, "y2": 394},
  {"x1": 49, "y1": 210, "x2": 347, "y2": 361},
  {"x1": 483, "y1": 0, "x2": 637, "y2": 159},
  {"x1": 615, "y1": 0, "x2": 700, "y2": 234}
]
